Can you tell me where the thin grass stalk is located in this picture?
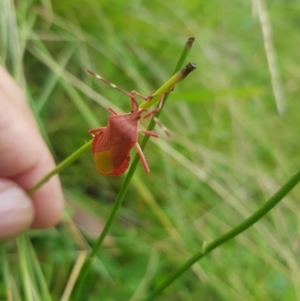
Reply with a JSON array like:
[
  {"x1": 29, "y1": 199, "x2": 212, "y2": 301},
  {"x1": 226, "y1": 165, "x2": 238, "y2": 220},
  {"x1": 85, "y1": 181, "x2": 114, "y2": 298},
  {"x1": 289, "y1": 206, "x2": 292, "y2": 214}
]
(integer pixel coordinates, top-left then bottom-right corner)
[
  {"x1": 17, "y1": 236, "x2": 31, "y2": 301},
  {"x1": 144, "y1": 169, "x2": 300, "y2": 300},
  {"x1": 28, "y1": 141, "x2": 92, "y2": 195}
]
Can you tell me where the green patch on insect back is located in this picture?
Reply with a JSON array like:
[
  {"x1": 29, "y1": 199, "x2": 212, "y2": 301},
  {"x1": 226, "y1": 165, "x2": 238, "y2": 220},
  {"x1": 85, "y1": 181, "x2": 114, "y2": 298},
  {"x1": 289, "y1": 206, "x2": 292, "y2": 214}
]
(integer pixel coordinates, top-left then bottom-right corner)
[{"x1": 93, "y1": 149, "x2": 114, "y2": 174}]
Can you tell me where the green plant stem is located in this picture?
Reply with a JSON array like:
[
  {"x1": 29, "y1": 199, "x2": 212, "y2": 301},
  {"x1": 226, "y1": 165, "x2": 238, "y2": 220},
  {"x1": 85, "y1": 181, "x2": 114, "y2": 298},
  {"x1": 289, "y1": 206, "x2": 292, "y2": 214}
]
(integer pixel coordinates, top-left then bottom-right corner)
[
  {"x1": 71, "y1": 37, "x2": 195, "y2": 301},
  {"x1": 28, "y1": 140, "x2": 92, "y2": 195},
  {"x1": 139, "y1": 62, "x2": 196, "y2": 109},
  {"x1": 17, "y1": 236, "x2": 31, "y2": 301},
  {"x1": 143, "y1": 169, "x2": 300, "y2": 301},
  {"x1": 141, "y1": 37, "x2": 195, "y2": 137},
  {"x1": 1, "y1": 243, "x2": 11, "y2": 299}
]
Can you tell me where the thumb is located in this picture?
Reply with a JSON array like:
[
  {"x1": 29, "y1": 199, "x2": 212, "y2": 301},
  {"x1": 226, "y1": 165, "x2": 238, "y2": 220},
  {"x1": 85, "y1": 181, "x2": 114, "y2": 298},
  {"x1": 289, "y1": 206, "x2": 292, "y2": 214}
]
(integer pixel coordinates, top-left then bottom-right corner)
[{"x1": 0, "y1": 179, "x2": 34, "y2": 240}]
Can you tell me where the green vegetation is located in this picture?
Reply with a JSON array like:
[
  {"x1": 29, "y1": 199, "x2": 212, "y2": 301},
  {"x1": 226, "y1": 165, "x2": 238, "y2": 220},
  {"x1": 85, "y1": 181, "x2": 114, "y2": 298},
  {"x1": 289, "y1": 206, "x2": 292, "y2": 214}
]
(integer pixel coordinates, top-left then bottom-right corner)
[{"x1": 2, "y1": 0, "x2": 300, "y2": 300}]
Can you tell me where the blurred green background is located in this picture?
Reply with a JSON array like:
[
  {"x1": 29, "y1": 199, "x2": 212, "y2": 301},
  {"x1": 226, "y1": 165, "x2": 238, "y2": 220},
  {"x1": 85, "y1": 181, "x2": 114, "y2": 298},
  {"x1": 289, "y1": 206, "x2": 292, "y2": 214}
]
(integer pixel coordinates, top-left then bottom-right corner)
[{"x1": 2, "y1": 0, "x2": 300, "y2": 300}]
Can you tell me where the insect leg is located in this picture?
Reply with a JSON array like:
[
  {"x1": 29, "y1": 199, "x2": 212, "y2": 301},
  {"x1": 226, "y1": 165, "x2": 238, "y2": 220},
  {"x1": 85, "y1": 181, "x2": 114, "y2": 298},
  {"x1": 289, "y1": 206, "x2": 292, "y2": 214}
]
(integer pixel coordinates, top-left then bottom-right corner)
[
  {"x1": 140, "y1": 94, "x2": 171, "y2": 138},
  {"x1": 88, "y1": 127, "x2": 106, "y2": 136},
  {"x1": 135, "y1": 142, "x2": 150, "y2": 173},
  {"x1": 131, "y1": 97, "x2": 140, "y2": 111},
  {"x1": 108, "y1": 107, "x2": 119, "y2": 115},
  {"x1": 138, "y1": 130, "x2": 159, "y2": 138},
  {"x1": 130, "y1": 90, "x2": 150, "y2": 101},
  {"x1": 140, "y1": 93, "x2": 165, "y2": 120}
]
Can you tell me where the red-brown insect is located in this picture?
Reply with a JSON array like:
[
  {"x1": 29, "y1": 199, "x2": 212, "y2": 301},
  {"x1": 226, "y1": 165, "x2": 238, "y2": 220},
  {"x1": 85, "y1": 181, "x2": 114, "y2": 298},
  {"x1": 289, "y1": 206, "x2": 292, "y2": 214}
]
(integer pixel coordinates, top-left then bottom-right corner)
[
  {"x1": 87, "y1": 70, "x2": 165, "y2": 176},
  {"x1": 87, "y1": 62, "x2": 196, "y2": 176}
]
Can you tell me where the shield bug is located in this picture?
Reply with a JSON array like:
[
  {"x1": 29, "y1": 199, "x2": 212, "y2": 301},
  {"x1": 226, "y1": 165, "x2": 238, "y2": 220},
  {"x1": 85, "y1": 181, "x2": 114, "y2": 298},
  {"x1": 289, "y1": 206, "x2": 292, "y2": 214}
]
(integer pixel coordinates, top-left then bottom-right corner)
[{"x1": 87, "y1": 62, "x2": 196, "y2": 175}]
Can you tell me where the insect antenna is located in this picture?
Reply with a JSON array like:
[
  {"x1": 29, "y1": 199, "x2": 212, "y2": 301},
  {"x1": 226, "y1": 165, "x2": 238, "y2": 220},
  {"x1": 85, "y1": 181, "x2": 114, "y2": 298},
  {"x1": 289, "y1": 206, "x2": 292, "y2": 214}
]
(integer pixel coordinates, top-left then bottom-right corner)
[{"x1": 87, "y1": 69, "x2": 133, "y2": 98}]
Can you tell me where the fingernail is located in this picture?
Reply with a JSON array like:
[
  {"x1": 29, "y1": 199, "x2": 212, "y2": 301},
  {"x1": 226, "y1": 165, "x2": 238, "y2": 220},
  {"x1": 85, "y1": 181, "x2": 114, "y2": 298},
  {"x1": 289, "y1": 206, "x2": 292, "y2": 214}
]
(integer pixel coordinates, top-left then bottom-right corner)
[{"x1": 0, "y1": 184, "x2": 34, "y2": 240}]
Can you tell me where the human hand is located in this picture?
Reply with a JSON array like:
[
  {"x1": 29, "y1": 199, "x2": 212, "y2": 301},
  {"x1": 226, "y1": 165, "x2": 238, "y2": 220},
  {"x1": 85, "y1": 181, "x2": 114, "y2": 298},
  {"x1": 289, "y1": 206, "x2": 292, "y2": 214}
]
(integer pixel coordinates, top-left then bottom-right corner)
[{"x1": 0, "y1": 66, "x2": 64, "y2": 240}]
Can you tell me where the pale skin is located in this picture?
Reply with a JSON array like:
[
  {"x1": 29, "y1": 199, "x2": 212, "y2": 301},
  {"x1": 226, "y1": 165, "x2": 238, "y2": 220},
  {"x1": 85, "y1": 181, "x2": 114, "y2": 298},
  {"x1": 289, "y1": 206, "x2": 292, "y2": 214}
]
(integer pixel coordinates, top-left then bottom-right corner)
[{"x1": 0, "y1": 66, "x2": 64, "y2": 240}]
